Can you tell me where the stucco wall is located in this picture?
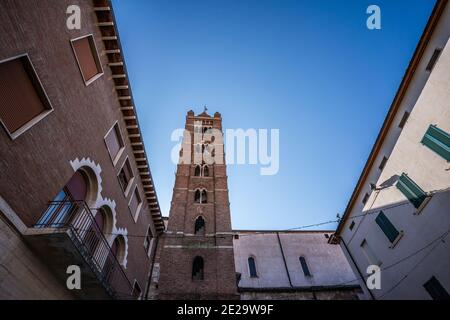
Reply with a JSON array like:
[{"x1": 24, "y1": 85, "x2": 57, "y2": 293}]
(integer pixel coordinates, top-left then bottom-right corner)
[
  {"x1": 338, "y1": 3, "x2": 450, "y2": 300},
  {"x1": 234, "y1": 231, "x2": 359, "y2": 289}
]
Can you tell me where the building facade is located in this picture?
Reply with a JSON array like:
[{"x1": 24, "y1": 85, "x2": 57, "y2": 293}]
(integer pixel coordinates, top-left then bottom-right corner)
[
  {"x1": 234, "y1": 231, "x2": 362, "y2": 300},
  {"x1": 155, "y1": 110, "x2": 239, "y2": 300},
  {"x1": 0, "y1": 0, "x2": 164, "y2": 299},
  {"x1": 150, "y1": 111, "x2": 362, "y2": 300},
  {"x1": 331, "y1": 0, "x2": 450, "y2": 300}
]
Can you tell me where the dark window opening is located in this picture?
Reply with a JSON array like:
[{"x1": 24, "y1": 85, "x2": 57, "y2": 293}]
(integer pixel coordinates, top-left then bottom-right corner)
[
  {"x1": 194, "y1": 189, "x2": 201, "y2": 203},
  {"x1": 132, "y1": 281, "x2": 142, "y2": 299},
  {"x1": 194, "y1": 165, "x2": 201, "y2": 176},
  {"x1": 194, "y1": 216, "x2": 205, "y2": 235},
  {"x1": 379, "y1": 156, "x2": 388, "y2": 171},
  {"x1": 203, "y1": 165, "x2": 209, "y2": 177},
  {"x1": 362, "y1": 193, "x2": 370, "y2": 205},
  {"x1": 192, "y1": 256, "x2": 204, "y2": 280},
  {"x1": 425, "y1": 48, "x2": 442, "y2": 72},
  {"x1": 144, "y1": 225, "x2": 153, "y2": 253},
  {"x1": 201, "y1": 190, "x2": 207, "y2": 203},
  {"x1": 349, "y1": 221, "x2": 355, "y2": 230},
  {"x1": 299, "y1": 256, "x2": 311, "y2": 277},
  {"x1": 248, "y1": 257, "x2": 257, "y2": 278},
  {"x1": 424, "y1": 276, "x2": 450, "y2": 300},
  {"x1": 118, "y1": 159, "x2": 133, "y2": 192},
  {"x1": 398, "y1": 111, "x2": 410, "y2": 129}
]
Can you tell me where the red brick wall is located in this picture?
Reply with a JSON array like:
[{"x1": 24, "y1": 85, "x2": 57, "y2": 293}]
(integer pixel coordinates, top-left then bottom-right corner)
[
  {"x1": 0, "y1": 0, "x2": 156, "y2": 296},
  {"x1": 157, "y1": 112, "x2": 238, "y2": 299}
]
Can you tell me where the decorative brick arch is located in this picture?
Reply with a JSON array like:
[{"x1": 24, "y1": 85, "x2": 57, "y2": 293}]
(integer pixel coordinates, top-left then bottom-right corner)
[{"x1": 69, "y1": 157, "x2": 129, "y2": 268}]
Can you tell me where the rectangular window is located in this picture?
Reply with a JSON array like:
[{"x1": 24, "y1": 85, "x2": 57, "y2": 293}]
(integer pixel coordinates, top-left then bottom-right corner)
[
  {"x1": 299, "y1": 256, "x2": 311, "y2": 277},
  {"x1": 425, "y1": 48, "x2": 442, "y2": 72},
  {"x1": 129, "y1": 186, "x2": 142, "y2": 222},
  {"x1": 423, "y1": 276, "x2": 450, "y2": 300},
  {"x1": 0, "y1": 54, "x2": 53, "y2": 139},
  {"x1": 379, "y1": 156, "x2": 388, "y2": 171},
  {"x1": 105, "y1": 122, "x2": 125, "y2": 165},
  {"x1": 71, "y1": 35, "x2": 103, "y2": 85},
  {"x1": 360, "y1": 239, "x2": 381, "y2": 266},
  {"x1": 118, "y1": 158, "x2": 134, "y2": 195},
  {"x1": 349, "y1": 221, "x2": 355, "y2": 231},
  {"x1": 421, "y1": 125, "x2": 450, "y2": 162},
  {"x1": 375, "y1": 211, "x2": 399, "y2": 243},
  {"x1": 362, "y1": 193, "x2": 370, "y2": 205},
  {"x1": 396, "y1": 173, "x2": 427, "y2": 209},
  {"x1": 144, "y1": 225, "x2": 153, "y2": 255},
  {"x1": 398, "y1": 111, "x2": 410, "y2": 129}
]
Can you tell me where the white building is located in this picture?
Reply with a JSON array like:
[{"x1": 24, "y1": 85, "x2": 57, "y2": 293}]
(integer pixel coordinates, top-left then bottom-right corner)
[
  {"x1": 331, "y1": 0, "x2": 450, "y2": 300},
  {"x1": 234, "y1": 230, "x2": 362, "y2": 300}
]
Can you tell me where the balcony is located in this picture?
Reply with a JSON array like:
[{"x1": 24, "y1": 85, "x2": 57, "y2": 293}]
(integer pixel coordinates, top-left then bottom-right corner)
[{"x1": 24, "y1": 200, "x2": 134, "y2": 299}]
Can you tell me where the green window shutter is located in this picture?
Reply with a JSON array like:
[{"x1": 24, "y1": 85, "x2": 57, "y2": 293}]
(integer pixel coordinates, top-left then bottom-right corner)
[
  {"x1": 421, "y1": 125, "x2": 450, "y2": 162},
  {"x1": 396, "y1": 173, "x2": 427, "y2": 209},
  {"x1": 375, "y1": 211, "x2": 399, "y2": 243}
]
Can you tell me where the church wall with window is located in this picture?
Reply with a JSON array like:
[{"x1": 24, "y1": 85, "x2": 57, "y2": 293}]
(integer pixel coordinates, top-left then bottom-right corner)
[{"x1": 233, "y1": 231, "x2": 363, "y2": 300}]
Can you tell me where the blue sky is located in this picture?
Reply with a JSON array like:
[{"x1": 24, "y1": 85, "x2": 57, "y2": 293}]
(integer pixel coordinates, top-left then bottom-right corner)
[{"x1": 112, "y1": 0, "x2": 436, "y2": 230}]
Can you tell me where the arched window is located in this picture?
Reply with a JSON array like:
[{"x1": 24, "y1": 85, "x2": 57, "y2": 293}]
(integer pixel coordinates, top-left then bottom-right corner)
[
  {"x1": 248, "y1": 257, "x2": 257, "y2": 278},
  {"x1": 194, "y1": 165, "x2": 201, "y2": 176},
  {"x1": 203, "y1": 165, "x2": 209, "y2": 177},
  {"x1": 194, "y1": 189, "x2": 201, "y2": 203},
  {"x1": 194, "y1": 216, "x2": 205, "y2": 235},
  {"x1": 85, "y1": 208, "x2": 106, "y2": 254},
  {"x1": 104, "y1": 235, "x2": 126, "y2": 283},
  {"x1": 299, "y1": 256, "x2": 311, "y2": 277},
  {"x1": 37, "y1": 170, "x2": 88, "y2": 227},
  {"x1": 192, "y1": 256, "x2": 204, "y2": 280},
  {"x1": 201, "y1": 190, "x2": 207, "y2": 203},
  {"x1": 194, "y1": 189, "x2": 207, "y2": 203}
]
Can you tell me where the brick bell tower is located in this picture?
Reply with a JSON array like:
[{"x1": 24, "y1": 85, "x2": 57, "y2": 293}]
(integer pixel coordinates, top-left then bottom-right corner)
[{"x1": 157, "y1": 109, "x2": 238, "y2": 300}]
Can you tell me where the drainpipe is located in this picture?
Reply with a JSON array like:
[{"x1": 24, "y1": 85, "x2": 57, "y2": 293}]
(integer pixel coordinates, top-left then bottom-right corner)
[
  {"x1": 276, "y1": 232, "x2": 293, "y2": 287},
  {"x1": 144, "y1": 236, "x2": 159, "y2": 300},
  {"x1": 339, "y1": 235, "x2": 375, "y2": 300}
]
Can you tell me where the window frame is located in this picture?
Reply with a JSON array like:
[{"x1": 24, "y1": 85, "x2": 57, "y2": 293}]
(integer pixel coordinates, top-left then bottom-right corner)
[
  {"x1": 117, "y1": 157, "x2": 135, "y2": 197},
  {"x1": 104, "y1": 121, "x2": 126, "y2": 166},
  {"x1": 0, "y1": 53, "x2": 54, "y2": 140},
  {"x1": 70, "y1": 34, "x2": 104, "y2": 86},
  {"x1": 128, "y1": 185, "x2": 143, "y2": 223},
  {"x1": 143, "y1": 225, "x2": 154, "y2": 257}
]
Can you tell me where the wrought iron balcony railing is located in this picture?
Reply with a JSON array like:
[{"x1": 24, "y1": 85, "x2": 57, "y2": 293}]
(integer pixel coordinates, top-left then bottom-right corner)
[{"x1": 33, "y1": 200, "x2": 134, "y2": 299}]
